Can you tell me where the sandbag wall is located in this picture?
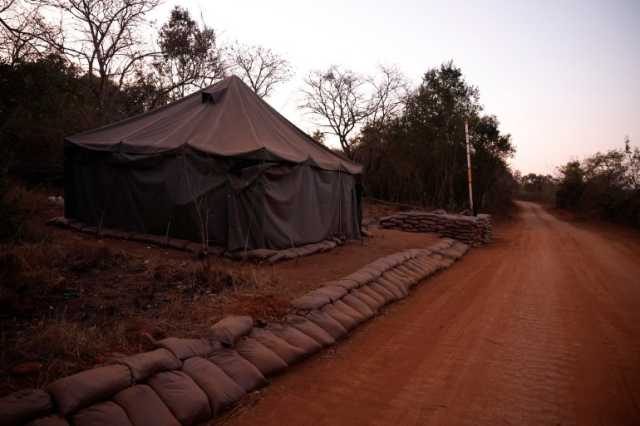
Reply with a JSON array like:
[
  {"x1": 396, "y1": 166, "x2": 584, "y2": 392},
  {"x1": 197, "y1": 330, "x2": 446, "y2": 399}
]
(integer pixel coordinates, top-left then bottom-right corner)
[
  {"x1": 0, "y1": 238, "x2": 470, "y2": 426},
  {"x1": 48, "y1": 216, "x2": 346, "y2": 262},
  {"x1": 379, "y1": 211, "x2": 492, "y2": 245}
]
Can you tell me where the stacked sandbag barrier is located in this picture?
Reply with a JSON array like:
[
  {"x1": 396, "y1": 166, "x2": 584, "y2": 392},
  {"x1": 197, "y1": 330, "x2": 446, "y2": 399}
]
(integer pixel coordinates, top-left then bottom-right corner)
[
  {"x1": 379, "y1": 211, "x2": 492, "y2": 246},
  {"x1": 48, "y1": 217, "x2": 346, "y2": 261},
  {"x1": 0, "y1": 238, "x2": 469, "y2": 426},
  {"x1": 225, "y1": 235, "x2": 347, "y2": 263}
]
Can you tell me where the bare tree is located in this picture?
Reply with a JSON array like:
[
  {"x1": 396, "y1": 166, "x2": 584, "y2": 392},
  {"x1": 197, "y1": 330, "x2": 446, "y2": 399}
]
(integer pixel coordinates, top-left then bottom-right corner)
[
  {"x1": 0, "y1": 0, "x2": 62, "y2": 64},
  {"x1": 32, "y1": 0, "x2": 161, "y2": 113},
  {"x1": 300, "y1": 66, "x2": 372, "y2": 158},
  {"x1": 299, "y1": 65, "x2": 406, "y2": 158},
  {"x1": 227, "y1": 43, "x2": 292, "y2": 98},
  {"x1": 368, "y1": 65, "x2": 409, "y2": 124}
]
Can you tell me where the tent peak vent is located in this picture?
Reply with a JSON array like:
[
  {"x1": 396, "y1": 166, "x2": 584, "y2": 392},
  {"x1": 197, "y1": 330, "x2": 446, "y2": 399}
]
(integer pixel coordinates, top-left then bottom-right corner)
[{"x1": 201, "y1": 87, "x2": 227, "y2": 104}]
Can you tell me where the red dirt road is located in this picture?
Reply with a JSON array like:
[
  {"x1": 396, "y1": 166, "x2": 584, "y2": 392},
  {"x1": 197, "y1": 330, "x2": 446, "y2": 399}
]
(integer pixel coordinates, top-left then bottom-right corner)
[{"x1": 221, "y1": 202, "x2": 640, "y2": 425}]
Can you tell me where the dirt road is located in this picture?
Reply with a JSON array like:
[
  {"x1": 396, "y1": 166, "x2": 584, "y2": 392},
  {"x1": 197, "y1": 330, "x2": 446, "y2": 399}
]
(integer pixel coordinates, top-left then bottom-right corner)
[{"x1": 222, "y1": 202, "x2": 640, "y2": 426}]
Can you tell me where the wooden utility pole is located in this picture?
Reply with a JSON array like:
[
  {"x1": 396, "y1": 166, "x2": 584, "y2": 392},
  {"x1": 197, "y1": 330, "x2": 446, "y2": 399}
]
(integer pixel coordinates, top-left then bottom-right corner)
[{"x1": 465, "y1": 119, "x2": 474, "y2": 214}]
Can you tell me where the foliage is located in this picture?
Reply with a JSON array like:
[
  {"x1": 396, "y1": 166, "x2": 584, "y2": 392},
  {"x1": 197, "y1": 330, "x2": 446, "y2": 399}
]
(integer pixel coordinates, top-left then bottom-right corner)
[
  {"x1": 310, "y1": 130, "x2": 326, "y2": 145},
  {"x1": 354, "y1": 62, "x2": 515, "y2": 212},
  {"x1": 517, "y1": 173, "x2": 557, "y2": 203},
  {"x1": 154, "y1": 6, "x2": 224, "y2": 103},
  {"x1": 556, "y1": 139, "x2": 640, "y2": 226},
  {"x1": 0, "y1": 54, "x2": 152, "y2": 182}
]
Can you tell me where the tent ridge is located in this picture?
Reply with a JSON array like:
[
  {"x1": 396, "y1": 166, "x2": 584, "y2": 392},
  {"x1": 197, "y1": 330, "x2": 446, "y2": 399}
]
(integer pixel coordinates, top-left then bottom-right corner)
[{"x1": 66, "y1": 75, "x2": 362, "y2": 174}]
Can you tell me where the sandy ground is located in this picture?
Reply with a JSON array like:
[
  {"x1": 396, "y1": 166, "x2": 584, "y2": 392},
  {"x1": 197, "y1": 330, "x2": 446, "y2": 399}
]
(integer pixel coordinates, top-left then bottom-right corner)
[{"x1": 219, "y1": 201, "x2": 640, "y2": 426}]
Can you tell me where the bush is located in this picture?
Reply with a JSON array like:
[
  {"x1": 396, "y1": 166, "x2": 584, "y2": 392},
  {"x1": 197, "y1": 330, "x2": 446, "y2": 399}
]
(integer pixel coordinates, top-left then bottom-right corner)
[
  {"x1": 555, "y1": 143, "x2": 640, "y2": 227},
  {"x1": 0, "y1": 181, "x2": 50, "y2": 243}
]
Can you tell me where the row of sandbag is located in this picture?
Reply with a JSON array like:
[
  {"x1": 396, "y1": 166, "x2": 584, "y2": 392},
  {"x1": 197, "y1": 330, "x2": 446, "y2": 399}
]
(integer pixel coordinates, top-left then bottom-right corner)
[
  {"x1": 379, "y1": 211, "x2": 492, "y2": 246},
  {"x1": 47, "y1": 217, "x2": 219, "y2": 255},
  {"x1": 224, "y1": 236, "x2": 346, "y2": 263},
  {"x1": 48, "y1": 217, "x2": 345, "y2": 262},
  {"x1": 1, "y1": 319, "x2": 323, "y2": 426},
  {"x1": 0, "y1": 238, "x2": 469, "y2": 426}
]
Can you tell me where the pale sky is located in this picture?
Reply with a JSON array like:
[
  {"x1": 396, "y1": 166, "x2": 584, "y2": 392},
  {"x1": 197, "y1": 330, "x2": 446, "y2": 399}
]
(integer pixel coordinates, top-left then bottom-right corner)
[{"x1": 152, "y1": 0, "x2": 639, "y2": 175}]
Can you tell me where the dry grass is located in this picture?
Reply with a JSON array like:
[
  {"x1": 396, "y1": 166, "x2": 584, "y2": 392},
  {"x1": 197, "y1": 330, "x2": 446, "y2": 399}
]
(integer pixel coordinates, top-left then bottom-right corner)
[
  {"x1": 0, "y1": 225, "x2": 287, "y2": 395},
  {"x1": 1, "y1": 183, "x2": 53, "y2": 244},
  {"x1": 2, "y1": 319, "x2": 154, "y2": 391},
  {"x1": 1, "y1": 187, "x2": 425, "y2": 397}
]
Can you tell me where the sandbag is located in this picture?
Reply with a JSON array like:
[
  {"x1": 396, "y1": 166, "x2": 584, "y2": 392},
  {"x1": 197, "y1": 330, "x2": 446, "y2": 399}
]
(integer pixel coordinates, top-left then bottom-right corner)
[
  {"x1": 295, "y1": 244, "x2": 316, "y2": 256},
  {"x1": 147, "y1": 370, "x2": 211, "y2": 425},
  {"x1": 356, "y1": 286, "x2": 386, "y2": 309},
  {"x1": 341, "y1": 293, "x2": 375, "y2": 318},
  {"x1": 382, "y1": 253, "x2": 403, "y2": 265},
  {"x1": 210, "y1": 315, "x2": 253, "y2": 347},
  {"x1": 351, "y1": 287, "x2": 383, "y2": 311},
  {"x1": 395, "y1": 265, "x2": 424, "y2": 286},
  {"x1": 438, "y1": 255, "x2": 455, "y2": 267},
  {"x1": 333, "y1": 299, "x2": 367, "y2": 322},
  {"x1": 332, "y1": 278, "x2": 361, "y2": 291},
  {"x1": 268, "y1": 324, "x2": 323, "y2": 355},
  {"x1": 290, "y1": 291, "x2": 331, "y2": 310},
  {"x1": 370, "y1": 256, "x2": 398, "y2": 270},
  {"x1": 113, "y1": 384, "x2": 180, "y2": 426},
  {"x1": 72, "y1": 401, "x2": 133, "y2": 426},
  {"x1": 376, "y1": 276, "x2": 407, "y2": 299},
  {"x1": 427, "y1": 253, "x2": 450, "y2": 269},
  {"x1": 322, "y1": 303, "x2": 358, "y2": 330},
  {"x1": 359, "y1": 265, "x2": 384, "y2": 280},
  {"x1": 26, "y1": 416, "x2": 70, "y2": 426},
  {"x1": 368, "y1": 281, "x2": 397, "y2": 303},
  {"x1": 383, "y1": 270, "x2": 413, "y2": 292},
  {"x1": 409, "y1": 256, "x2": 435, "y2": 271},
  {"x1": 414, "y1": 255, "x2": 439, "y2": 269},
  {"x1": 430, "y1": 239, "x2": 454, "y2": 251},
  {"x1": 415, "y1": 256, "x2": 441, "y2": 272},
  {"x1": 181, "y1": 357, "x2": 245, "y2": 415},
  {"x1": 286, "y1": 314, "x2": 335, "y2": 346},
  {"x1": 249, "y1": 328, "x2": 307, "y2": 365},
  {"x1": 114, "y1": 349, "x2": 181, "y2": 382},
  {"x1": 0, "y1": 389, "x2": 53, "y2": 426},
  {"x1": 362, "y1": 261, "x2": 388, "y2": 276},
  {"x1": 404, "y1": 259, "x2": 429, "y2": 276},
  {"x1": 314, "y1": 284, "x2": 348, "y2": 302},
  {"x1": 208, "y1": 348, "x2": 267, "y2": 392},
  {"x1": 47, "y1": 365, "x2": 132, "y2": 416},
  {"x1": 155, "y1": 338, "x2": 217, "y2": 360},
  {"x1": 343, "y1": 270, "x2": 375, "y2": 287},
  {"x1": 304, "y1": 310, "x2": 348, "y2": 340},
  {"x1": 235, "y1": 337, "x2": 288, "y2": 376},
  {"x1": 411, "y1": 258, "x2": 439, "y2": 278},
  {"x1": 391, "y1": 266, "x2": 420, "y2": 285},
  {"x1": 453, "y1": 241, "x2": 470, "y2": 255}
]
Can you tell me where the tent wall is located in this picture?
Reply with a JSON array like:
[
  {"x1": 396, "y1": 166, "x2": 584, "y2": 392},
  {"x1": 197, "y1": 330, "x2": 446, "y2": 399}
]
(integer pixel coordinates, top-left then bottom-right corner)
[
  {"x1": 227, "y1": 164, "x2": 360, "y2": 251},
  {"x1": 64, "y1": 144, "x2": 361, "y2": 251}
]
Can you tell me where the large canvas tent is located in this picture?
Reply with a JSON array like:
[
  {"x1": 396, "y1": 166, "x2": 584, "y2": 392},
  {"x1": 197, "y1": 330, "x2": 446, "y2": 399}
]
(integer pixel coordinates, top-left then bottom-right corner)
[{"x1": 64, "y1": 76, "x2": 363, "y2": 251}]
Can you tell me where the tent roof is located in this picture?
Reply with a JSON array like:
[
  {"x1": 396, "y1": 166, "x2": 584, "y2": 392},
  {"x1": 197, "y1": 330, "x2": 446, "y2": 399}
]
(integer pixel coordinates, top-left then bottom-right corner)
[{"x1": 66, "y1": 75, "x2": 362, "y2": 174}]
